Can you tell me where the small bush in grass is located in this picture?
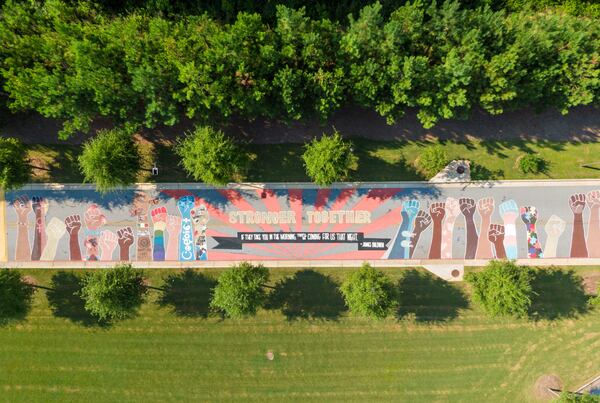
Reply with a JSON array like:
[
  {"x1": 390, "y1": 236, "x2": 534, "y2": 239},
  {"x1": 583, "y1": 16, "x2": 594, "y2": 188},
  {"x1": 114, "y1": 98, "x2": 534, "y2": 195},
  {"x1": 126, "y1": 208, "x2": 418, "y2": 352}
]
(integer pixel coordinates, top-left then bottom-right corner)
[
  {"x1": 465, "y1": 260, "x2": 534, "y2": 318},
  {"x1": 518, "y1": 154, "x2": 546, "y2": 174},
  {"x1": 210, "y1": 262, "x2": 269, "y2": 318},
  {"x1": 78, "y1": 128, "x2": 141, "y2": 192},
  {"x1": 176, "y1": 126, "x2": 248, "y2": 185},
  {"x1": 340, "y1": 263, "x2": 397, "y2": 319},
  {"x1": 417, "y1": 145, "x2": 448, "y2": 178},
  {"x1": 79, "y1": 264, "x2": 147, "y2": 321},
  {"x1": 302, "y1": 131, "x2": 357, "y2": 186}
]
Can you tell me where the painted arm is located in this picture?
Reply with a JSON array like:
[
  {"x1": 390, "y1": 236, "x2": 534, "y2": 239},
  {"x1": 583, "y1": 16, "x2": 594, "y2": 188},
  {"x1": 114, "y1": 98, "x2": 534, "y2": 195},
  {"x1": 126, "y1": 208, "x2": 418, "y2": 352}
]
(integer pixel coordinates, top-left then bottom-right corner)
[
  {"x1": 65, "y1": 215, "x2": 82, "y2": 261},
  {"x1": 488, "y1": 224, "x2": 506, "y2": 259},
  {"x1": 460, "y1": 198, "x2": 478, "y2": 259},
  {"x1": 409, "y1": 211, "x2": 431, "y2": 259},
  {"x1": 166, "y1": 215, "x2": 181, "y2": 261},
  {"x1": 586, "y1": 191, "x2": 600, "y2": 257},
  {"x1": 499, "y1": 200, "x2": 519, "y2": 259},
  {"x1": 428, "y1": 202, "x2": 445, "y2": 259},
  {"x1": 117, "y1": 227, "x2": 134, "y2": 261},
  {"x1": 13, "y1": 196, "x2": 32, "y2": 261},
  {"x1": 569, "y1": 193, "x2": 588, "y2": 258},
  {"x1": 543, "y1": 215, "x2": 565, "y2": 258},
  {"x1": 31, "y1": 196, "x2": 49, "y2": 261},
  {"x1": 475, "y1": 198, "x2": 494, "y2": 259},
  {"x1": 520, "y1": 206, "x2": 543, "y2": 258}
]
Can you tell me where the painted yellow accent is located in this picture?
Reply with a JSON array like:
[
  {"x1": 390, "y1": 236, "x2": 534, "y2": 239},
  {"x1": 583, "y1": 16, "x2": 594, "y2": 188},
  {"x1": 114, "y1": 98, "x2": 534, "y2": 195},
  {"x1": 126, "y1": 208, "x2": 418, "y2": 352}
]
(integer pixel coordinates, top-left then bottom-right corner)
[{"x1": 0, "y1": 189, "x2": 7, "y2": 262}]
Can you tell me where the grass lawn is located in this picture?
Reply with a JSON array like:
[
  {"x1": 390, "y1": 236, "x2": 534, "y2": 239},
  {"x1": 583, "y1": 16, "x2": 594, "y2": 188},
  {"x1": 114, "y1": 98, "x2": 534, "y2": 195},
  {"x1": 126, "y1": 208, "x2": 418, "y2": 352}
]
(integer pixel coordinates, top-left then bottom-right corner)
[
  {"x1": 26, "y1": 137, "x2": 600, "y2": 184},
  {"x1": 1, "y1": 266, "x2": 599, "y2": 402}
]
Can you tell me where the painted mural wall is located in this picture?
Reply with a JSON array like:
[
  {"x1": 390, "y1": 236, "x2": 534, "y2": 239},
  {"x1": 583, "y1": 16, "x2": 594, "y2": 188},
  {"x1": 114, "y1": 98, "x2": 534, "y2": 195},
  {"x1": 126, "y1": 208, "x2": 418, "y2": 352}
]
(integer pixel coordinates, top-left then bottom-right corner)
[{"x1": 3, "y1": 184, "x2": 599, "y2": 262}]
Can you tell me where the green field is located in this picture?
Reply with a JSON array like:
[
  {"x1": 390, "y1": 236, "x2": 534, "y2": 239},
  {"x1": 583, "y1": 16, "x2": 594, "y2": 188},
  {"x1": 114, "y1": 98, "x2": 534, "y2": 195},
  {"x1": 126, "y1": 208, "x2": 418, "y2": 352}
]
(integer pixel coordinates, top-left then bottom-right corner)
[
  {"x1": 1, "y1": 267, "x2": 598, "y2": 402},
  {"x1": 26, "y1": 137, "x2": 600, "y2": 184}
]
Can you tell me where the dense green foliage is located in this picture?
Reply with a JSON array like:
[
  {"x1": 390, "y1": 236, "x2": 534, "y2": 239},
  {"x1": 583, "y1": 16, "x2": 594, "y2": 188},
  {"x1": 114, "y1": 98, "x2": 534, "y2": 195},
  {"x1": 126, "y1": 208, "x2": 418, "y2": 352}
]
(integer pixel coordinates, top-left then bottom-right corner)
[
  {"x1": 0, "y1": 0, "x2": 598, "y2": 138},
  {"x1": 518, "y1": 154, "x2": 546, "y2": 174},
  {"x1": 557, "y1": 392, "x2": 600, "y2": 403},
  {"x1": 340, "y1": 263, "x2": 397, "y2": 318},
  {"x1": 302, "y1": 131, "x2": 356, "y2": 185},
  {"x1": 78, "y1": 264, "x2": 147, "y2": 321},
  {"x1": 78, "y1": 128, "x2": 141, "y2": 192},
  {"x1": 417, "y1": 145, "x2": 449, "y2": 177},
  {"x1": 0, "y1": 137, "x2": 30, "y2": 190},
  {"x1": 465, "y1": 260, "x2": 534, "y2": 317},
  {"x1": 0, "y1": 269, "x2": 35, "y2": 320},
  {"x1": 210, "y1": 262, "x2": 270, "y2": 318},
  {"x1": 175, "y1": 126, "x2": 247, "y2": 185}
]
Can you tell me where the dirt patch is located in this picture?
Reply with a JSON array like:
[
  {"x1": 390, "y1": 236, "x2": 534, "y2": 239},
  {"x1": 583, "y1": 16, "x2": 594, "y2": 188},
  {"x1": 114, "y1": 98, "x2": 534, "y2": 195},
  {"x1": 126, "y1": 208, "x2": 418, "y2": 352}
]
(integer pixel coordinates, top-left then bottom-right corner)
[
  {"x1": 534, "y1": 374, "x2": 563, "y2": 400},
  {"x1": 583, "y1": 273, "x2": 600, "y2": 295}
]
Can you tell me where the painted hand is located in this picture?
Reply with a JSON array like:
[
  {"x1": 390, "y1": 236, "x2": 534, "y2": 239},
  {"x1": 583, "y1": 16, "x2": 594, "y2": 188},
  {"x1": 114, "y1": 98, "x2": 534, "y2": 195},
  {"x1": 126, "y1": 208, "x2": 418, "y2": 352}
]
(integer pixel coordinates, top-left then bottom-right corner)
[
  {"x1": 166, "y1": 215, "x2": 182, "y2": 237},
  {"x1": 520, "y1": 206, "x2": 538, "y2": 225},
  {"x1": 413, "y1": 210, "x2": 432, "y2": 234},
  {"x1": 569, "y1": 193, "x2": 586, "y2": 215},
  {"x1": 429, "y1": 202, "x2": 445, "y2": 223},
  {"x1": 45, "y1": 217, "x2": 66, "y2": 239},
  {"x1": 13, "y1": 196, "x2": 33, "y2": 221},
  {"x1": 477, "y1": 197, "x2": 494, "y2": 219},
  {"x1": 151, "y1": 206, "x2": 168, "y2": 231},
  {"x1": 499, "y1": 199, "x2": 519, "y2": 224},
  {"x1": 65, "y1": 214, "x2": 81, "y2": 235},
  {"x1": 177, "y1": 195, "x2": 195, "y2": 216},
  {"x1": 587, "y1": 190, "x2": 600, "y2": 209},
  {"x1": 459, "y1": 198, "x2": 476, "y2": 218},
  {"x1": 84, "y1": 204, "x2": 106, "y2": 230},
  {"x1": 488, "y1": 224, "x2": 505, "y2": 244},
  {"x1": 99, "y1": 230, "x2": 118, "y2": 261},
  {"x1": 117, "y1": 227, "x2": 135, "y2": 249},
  {"x1": 402, "y1": 200, "x2": 419, "y2": 220},
  {"x1": 544, "y1": 215, "x2": 566, "y2": 238},
  {"x1": 444, "y1": 197, "x2": 461, "y2": 221},
  {"x1": 32, "y1": 196, "x2": 49, "y2": 217}
]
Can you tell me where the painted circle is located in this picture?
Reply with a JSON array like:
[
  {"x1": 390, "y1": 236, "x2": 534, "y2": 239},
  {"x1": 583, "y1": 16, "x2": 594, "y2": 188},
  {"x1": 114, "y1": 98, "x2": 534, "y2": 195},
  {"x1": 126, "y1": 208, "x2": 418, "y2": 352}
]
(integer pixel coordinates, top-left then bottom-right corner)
[
  {"x1": 139, "y1": 237, "x2": 151, "y2": 248},
  {"x1": 451, "y1": 269, "x2": 460, "y2": 278}
]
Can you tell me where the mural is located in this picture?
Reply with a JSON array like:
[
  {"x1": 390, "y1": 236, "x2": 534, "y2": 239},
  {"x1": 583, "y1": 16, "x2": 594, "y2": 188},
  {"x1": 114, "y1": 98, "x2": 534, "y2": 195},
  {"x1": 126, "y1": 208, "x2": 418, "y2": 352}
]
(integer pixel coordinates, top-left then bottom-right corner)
[{"x1": 2, "y1": 184, "x2": 600, "y2": 262}]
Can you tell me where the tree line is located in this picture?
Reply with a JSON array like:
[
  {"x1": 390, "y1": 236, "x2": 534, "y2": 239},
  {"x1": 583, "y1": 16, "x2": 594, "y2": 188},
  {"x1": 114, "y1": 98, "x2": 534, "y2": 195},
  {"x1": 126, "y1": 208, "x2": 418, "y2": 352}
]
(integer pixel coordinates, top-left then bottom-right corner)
[
  {"x1": 1, "y1": 0, "x2": 598, "y2": 139},
  {"x1": 1, "y1": 260, "x2": 597, "y2": 324}
]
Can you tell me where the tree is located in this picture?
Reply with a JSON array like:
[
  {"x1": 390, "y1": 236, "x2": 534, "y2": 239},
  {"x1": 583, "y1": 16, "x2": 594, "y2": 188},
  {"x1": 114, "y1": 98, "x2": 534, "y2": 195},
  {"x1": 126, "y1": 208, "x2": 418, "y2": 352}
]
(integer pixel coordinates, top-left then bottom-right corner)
[
  {"x1": 78, "y1": 128, "x2": 141, "y2": 192},
  {"x1": 417, "y1": 144, "x2": 449, "y2": 178},
  {"x1": 340, "y1": 263, "x2": 397, "y2": 319},
  {"x1": 78, "y1": 264, "x2": 147, "y2": 321},
  {"x1": 302, "y1": 131, "x2": 357, "y2": 186},
  {"x1": 210, "y1": 262, "x2": 270, "y2": 318},
  {"x1": 0, "y1": 269, "x2": 35, "y2": 320},
  {"x1": 0, "y1": 137, "x2": 30, "y2": 190},
  {"x1": 175, "y1": 126, "x2": 248, "y2": 185},
  {"x1": 465, "y1": 260, "x2": 534, "y2": 318}
]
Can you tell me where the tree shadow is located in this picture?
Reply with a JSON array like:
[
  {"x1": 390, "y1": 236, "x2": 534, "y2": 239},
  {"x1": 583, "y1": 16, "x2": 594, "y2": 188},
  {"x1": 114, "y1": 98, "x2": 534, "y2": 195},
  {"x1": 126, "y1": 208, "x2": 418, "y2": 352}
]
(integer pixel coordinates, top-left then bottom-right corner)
[
  {"x1": 157, "y1": 269, "x2": 216, "y2": 317},
  {"x1": 396, "y1": 270, "x2": 468, "y2": 322},
  {"x1": 266, "y1": 269, "x2": 347, "y2": 320},
  {"x1": 529, "y1": 268, "x2": 589, "y2": 320},
  {"x1": 46, "y1": 271, "x2": 109, "y2": 327}
]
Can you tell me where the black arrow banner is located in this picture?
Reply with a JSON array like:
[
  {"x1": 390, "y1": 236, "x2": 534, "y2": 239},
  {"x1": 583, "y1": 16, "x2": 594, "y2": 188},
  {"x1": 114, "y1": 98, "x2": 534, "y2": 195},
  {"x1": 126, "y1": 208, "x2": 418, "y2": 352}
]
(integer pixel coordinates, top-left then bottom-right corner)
[{"x1": 213, "y1": 232, "x2": 390, "y2": 251}]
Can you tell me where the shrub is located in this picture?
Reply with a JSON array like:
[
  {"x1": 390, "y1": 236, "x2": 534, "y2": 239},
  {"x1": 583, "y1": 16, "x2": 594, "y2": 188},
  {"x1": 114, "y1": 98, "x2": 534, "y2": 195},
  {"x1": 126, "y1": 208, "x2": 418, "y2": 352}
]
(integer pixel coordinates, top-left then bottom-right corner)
[
  {"x1": 518, "y1": 154, "x2": 546, "y2": 174},
  {"x1": 465, "y1": 260, "x2": 534, "y2": 318},
  {"x1": 78, "y1": 128, "x2": 141, "y2": 192},
  {"x1": 210, "y1": 262, "x2": 269, "y2": 318},
  {"x1": 302, "y1": 131, "x2": 357, "y2": 186},
  {"x1": 417, "y1": 145, "x2": 448, "y2": 178},
  {"x1": 78, "y1": 264, "x2": 147, "y2": 321},
  {"x1": 0, "y1": 269, "x2": 35, "y2": 320},
  {"x1": 340, "y1": 263, "x2": 397, "y2": 319},
  {"x1": 0, "y1": 137, "x2": 30, "y2": 190},
  {"x1": 176, "y1": 126, "x2": 248, "y2": 185}
]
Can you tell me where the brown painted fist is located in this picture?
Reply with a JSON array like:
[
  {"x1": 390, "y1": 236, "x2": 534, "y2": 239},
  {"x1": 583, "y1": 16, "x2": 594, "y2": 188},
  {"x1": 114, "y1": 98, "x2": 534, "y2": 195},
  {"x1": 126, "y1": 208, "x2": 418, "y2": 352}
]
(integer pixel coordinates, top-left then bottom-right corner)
[
  {"x1": 459, "y1": 198, "x2": 476, "y2": 218},
  {"x1": 65, "y1": 215, "x2": 82, "y2": 235},
  {"x1": 429, "y1": 202, "x2": 446, "y2": 222},
  {"x1": 569, "y1": 193, "x2": 586, "y2": 215},
  {"x1": 488, "y1": 223, "x2": 505, "y2": 244}
]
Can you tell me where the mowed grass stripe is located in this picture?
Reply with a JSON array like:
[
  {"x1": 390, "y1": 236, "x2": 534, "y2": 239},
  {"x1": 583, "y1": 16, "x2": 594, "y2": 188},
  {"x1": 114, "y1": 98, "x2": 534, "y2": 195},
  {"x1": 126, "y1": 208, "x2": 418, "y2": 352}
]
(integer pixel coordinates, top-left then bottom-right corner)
[{"x1": 1, "y1": 268, "x2": 599, "y2": 402}]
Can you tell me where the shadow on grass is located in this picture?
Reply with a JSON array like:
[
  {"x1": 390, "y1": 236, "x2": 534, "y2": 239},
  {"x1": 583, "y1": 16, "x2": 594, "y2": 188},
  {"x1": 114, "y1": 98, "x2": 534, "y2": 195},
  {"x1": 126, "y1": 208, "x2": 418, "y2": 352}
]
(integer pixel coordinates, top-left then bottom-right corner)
[
  {"x1": 266, "y1": 270, "x2": 347, "y2": 320},
  {"x1": 529, "y1": 268, "x2": 589, "y2": 320},
  {"x1": 157, "y1": 269, "x2": 216, "y2": 317},
  {"x1": 46, "y1": 271, "x2": 109, "y2": 327},
  {"x1": 396, "y1": 270, "x2": 468, "y2": 322}
]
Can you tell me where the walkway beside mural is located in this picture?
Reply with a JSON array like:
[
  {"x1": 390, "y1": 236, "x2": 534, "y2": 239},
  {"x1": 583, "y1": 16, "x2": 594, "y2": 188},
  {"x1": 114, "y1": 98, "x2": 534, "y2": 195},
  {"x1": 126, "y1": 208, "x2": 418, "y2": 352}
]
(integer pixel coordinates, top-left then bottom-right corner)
[{"x1": 2, "y1": 181, "x2": 600, "y2": 270}]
